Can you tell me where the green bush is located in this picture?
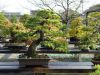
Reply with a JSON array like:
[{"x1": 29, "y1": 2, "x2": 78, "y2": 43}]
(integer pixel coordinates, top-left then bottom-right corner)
[{"x1": 90, "y1": 65, "x2": 100, "y2": 75}]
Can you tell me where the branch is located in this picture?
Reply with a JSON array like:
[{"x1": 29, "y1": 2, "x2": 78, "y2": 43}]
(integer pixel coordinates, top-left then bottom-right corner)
[{"x1": 75, "y1": 0, "x2": 83, "y2": 11}]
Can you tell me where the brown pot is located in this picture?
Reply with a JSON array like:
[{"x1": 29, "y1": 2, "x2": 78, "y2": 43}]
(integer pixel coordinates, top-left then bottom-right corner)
[{"x1": 18, "y1": 58, "x2": 50, "y2": 67}]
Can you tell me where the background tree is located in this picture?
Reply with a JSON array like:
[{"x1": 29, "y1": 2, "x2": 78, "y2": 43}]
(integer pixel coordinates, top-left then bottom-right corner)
[{"x1": 27, "y1": 0, "x2": 84, "y2": 25}]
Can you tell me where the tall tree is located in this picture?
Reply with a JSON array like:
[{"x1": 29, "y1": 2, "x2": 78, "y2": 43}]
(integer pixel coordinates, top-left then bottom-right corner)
[{"x1": 27, "y1": 0, "x2": 84, "y2": 25}]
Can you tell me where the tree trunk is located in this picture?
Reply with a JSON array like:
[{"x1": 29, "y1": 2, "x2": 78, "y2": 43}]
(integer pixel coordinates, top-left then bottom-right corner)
[
  {"x1": 26, "y1": 30, "x2": 44, "y2": 58},
  {"x1": 66, "y1": 0, "x2": 69, "y2": 26},
  {"x1": 10, "y1": 31, "x2": 16, "y2": 43}
]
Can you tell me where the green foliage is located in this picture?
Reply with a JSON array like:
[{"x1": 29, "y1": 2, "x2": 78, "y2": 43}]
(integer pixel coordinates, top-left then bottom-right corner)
[
  {"x1": 94, "y1": 54, "x2": 100, "y2": 59},
  {"x1": 10, "y1": 15, "x2": 18, "y2": 23},
  {"x1": 88, "y1": 12, "x2": 100, "y2": 44},
  {"x1": 79, "y1": 25, "x2": 99, "y2": 50},
  {"x1": 69, "y1": 17, "x2": 85, "y2": 38},
  {"x1": 0, "y1": 12, "x2": 11, "y2": 37},
  {"x1": 26, "y1": 9, "x2": 68, "y2": 52},
  {"x1": 10, "y1": 22, "x2": 30, "y2": 42},
  {"x1": 69, "y1": 15, "x2": 100, "y2": 50},
  {"x1": 90, "y1": 65, "x2": 100, "y2": 75},
  {"x1": 20, "y1": 14, "x2": 31, "y2": 25}
]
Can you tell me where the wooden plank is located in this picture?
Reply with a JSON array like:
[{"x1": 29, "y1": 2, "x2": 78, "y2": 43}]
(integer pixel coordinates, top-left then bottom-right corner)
[
  {"x1": 0, "y1": 62, "x2": 19, "y2": 66},
  {"x1": 0, "y1": 66, "x2": 20, "y2": 69},
  {"x1": 33, "y1": 67, "x2": 95, "y2": 73},
  {"x1": 49, "y1": 62, "x2": 93, "y2": 66},
  {"x1": 48, "y1": 66, "x2": 93, "y2": 69},
  {"x1": 68, "y1": 50, "x2": 100, "y2": 54},
  {"x1": 0, "y1": 49, "x2": 27, "y2": 53}
]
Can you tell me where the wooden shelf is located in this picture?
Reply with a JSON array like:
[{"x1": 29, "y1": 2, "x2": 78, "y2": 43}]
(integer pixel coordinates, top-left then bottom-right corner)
[{"x1": 68, "y1": 50, "x2": 100, "y2": 54}]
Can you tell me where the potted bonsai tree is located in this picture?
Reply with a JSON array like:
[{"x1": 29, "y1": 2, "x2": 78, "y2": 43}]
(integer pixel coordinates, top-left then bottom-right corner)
[
  {"x1": 69, "y1": 17, "x2": 85, "y2": 47},
  {"x1": 80, "y1": 12, "x2": 100, "y2": 52},
  {"x1": 18, "y1": 9, "x2": 68, "y2": 66},
  {"x1": 78, "y1": 25, "x2": 98, "y2": 52},
  {"x1": 0, "y1": 12, "x2": 12, "y2": 43}
]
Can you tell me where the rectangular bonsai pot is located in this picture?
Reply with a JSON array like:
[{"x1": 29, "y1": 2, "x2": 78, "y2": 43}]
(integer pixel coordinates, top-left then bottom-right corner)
[{"x1": 18, "y1": 58, "x2": 50, "y2": 67}]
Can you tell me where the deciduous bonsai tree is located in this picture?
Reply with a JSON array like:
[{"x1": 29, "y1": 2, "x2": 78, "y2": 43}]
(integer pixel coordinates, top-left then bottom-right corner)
[
  {"x1": 69, "y1": 17, "x2": 85, "y2": 45},
  {"x1": 0, "y1": 12, "x2": 12, "y2": 38},
  {"x1": 88, "y1": 12, "x2": 100, "y2": 45},
  {"x1": 79, "y1": 12, "x2": 100, "y2": 51}
]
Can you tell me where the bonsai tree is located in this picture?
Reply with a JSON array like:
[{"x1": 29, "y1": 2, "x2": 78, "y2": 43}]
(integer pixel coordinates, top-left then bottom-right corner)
[
  {"x1": 79, "y1": 12, "x2": 100, "y2": 50},
  {"x1": 88, "y1": 12, "x2": 100, "y2": 45},
  {"x1": 9, "y1": 21, "x2": 29, "y2": 43},
  {"x1": 24, "y1": 9, "x2": 68, "y2": 58},
  {"x1": 0, "y1": 12, "x2": 11, "y2": 38},
  {"x1": 77, "y1": 24, "x2": 98, "y2": 50},
  {"x1": 69, "y1": 17, "x2": 85, "y2": 45}
]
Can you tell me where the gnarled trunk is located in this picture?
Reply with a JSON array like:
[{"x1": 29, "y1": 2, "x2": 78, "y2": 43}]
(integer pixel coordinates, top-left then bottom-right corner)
[{"x1": 26, "y1": 30, "x2": 44, "y2": 58}]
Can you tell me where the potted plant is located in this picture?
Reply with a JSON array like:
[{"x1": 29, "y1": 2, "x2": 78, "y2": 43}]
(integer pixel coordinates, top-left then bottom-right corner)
[
  {"x1": 78, "y1": 28, "x2": 97, "y2": 52},
  {"x1": 4, "y1": 21, "x2": 30, "y2": 50},
  {"x1": 18, "y1": 54, "x2": 50, "y2": 67}
]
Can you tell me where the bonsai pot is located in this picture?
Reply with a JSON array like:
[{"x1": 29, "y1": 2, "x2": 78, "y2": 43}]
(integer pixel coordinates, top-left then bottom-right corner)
[
  {"x1": 18, "y1": 58, "x2": 50, "y2": 67},
  {"x1": 69, "y1": 37, "x2": 79, "y2": 44}
]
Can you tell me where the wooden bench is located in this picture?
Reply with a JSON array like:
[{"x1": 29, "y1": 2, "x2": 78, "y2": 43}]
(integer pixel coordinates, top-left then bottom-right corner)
[
  {"x1": 33, "y1": 61, "x2": 94, "y2": 73},
  {"x1": 0, "y1": 61, "x2": 95, "y2": 73}
]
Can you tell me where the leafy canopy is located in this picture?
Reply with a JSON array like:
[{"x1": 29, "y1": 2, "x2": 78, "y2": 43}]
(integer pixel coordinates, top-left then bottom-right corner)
[{"x1": 26, "y1": 9, "x2": 68, "y2": 52}]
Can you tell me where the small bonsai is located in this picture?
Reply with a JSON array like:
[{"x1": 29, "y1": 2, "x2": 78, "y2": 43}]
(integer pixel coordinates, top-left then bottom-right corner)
[{"x1": 78, "y1": 26, "x2": 98, "y2": 51}]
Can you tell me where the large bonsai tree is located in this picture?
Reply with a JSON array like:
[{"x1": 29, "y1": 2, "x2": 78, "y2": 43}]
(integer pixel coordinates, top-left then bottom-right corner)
[{"x1": 25, "y1": 9, "x2": 68, "y2": 57}]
